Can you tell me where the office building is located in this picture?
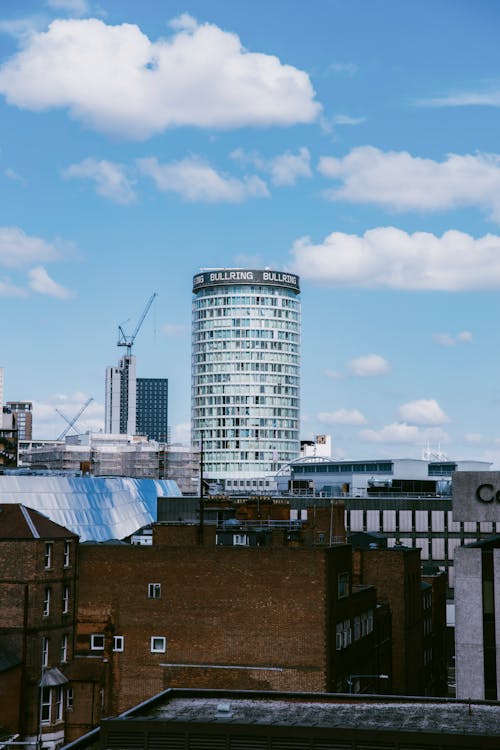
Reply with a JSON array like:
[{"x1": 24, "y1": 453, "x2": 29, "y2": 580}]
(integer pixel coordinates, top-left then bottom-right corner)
[
  {"x1": 4, "y1": 401, "x2": 33, "y2": 439},
  {"x1": 105, "y1": 355, "x2": 168, "y2": 441},
  {"x1": 136, "y1": 377, "x2": 168, "y2": 442},
  {"x1": 191, "y1": 268, "x2": 301, "y2": 487}
]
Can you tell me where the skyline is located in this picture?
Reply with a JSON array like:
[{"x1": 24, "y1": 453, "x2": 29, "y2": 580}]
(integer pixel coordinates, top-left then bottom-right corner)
[{"x1": 2, "y1": 1, "x2": 500, "y2": 464}]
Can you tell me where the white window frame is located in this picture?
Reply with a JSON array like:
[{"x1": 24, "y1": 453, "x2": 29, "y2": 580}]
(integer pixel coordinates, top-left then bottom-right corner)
[
  {"x1": 42, "y1": 636, "x2": 49, "y2": 667},
  {"x1": 66, "y1": 688, "x2": 74, "y2": 711},
  {"x1": 148, "y1": 583, "x2": 161, "y2": 599},
  {"x1": 62, "y1": 585, "x2": 69, "y2": 614},
  {"x1": 55, "y1": 686, "x2": 64, "y2": 722},
  {"x1": 113, "y1": 635, "x2": 124, "y2": 652},
  {"x1": 41, "y1": 687, "x2": 51, "y2": 725},
  {"x1": 150, "y1": 636, "x2": 166, "y2": 653},
  {"x1": 43, "y1": 587, "x2": 51, "y2": 617},
  {"x1": 60, "y1": 634, "x2": 68, "y2": 663},
  {"x1": 90, "y1": 634, "x2": 105, "y2": 651},
  {"x1": 233, "y1": 533, "x2": 249, "y2": 546},
  {"x1": 63, "y1": 541, "x2": 71, "y2": 568},
  {"x1": 44, "y1": 542, "x2": 53, "y2": 569}
]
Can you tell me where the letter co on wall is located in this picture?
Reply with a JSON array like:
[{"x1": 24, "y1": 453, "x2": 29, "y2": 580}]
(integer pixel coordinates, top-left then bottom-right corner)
[{"x1": 452, "y1": 472, "x2": 500, "y2": 521}]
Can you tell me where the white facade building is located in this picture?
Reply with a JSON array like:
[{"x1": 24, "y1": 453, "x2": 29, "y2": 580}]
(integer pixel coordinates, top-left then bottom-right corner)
[
  {"x1": 191, "y1": 269, "x2": 301, "y2": 486},
  {"x1": 105, "y1": 354, "x2": 137, "y2": 435}
]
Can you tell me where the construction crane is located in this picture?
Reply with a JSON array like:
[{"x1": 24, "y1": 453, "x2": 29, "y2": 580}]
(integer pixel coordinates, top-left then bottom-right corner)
[
  {"x1": 117, "y1": 293, "x2": 157, "y2": 355},
  {"x1": 56, "y1": 397, "x2": 94, "y2": 441}
]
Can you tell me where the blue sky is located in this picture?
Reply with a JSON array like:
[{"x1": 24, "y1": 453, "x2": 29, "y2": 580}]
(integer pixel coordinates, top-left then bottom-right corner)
[{"x1": 1, "y1": 0, "x2": 500, "y2": 464}]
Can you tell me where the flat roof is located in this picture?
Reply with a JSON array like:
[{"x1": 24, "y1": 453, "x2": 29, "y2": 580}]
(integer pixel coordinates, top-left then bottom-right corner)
[{"x1": 119, "y1": 694, "x2": 500, "y2": 737}]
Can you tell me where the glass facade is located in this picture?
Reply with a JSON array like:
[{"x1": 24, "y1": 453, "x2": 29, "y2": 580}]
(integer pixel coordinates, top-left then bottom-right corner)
[
  {"x1": 192, "y1": 271, "x2": 301, "y2": 481},
  {"x1": 136, "y1": 378, "x2": 169, "y2": 442}
]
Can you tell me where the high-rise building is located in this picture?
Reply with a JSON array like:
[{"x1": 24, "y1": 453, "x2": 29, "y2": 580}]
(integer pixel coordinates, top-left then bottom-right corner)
[
  {"x1": 136, "y1": 377, "x2": 168, "y2": 442},
  {"x1": 191, "y1": 268, "x2": 301, "y2": 487},
  {"x1": 105, "y1": 354, "x2": 137, "y2": 435},
  {"x1": 5, "y1": 401, "x2": 33, "y2": 440},
  {"x1": 105, "y1": 356, "x2": 168, "y2": 441}
]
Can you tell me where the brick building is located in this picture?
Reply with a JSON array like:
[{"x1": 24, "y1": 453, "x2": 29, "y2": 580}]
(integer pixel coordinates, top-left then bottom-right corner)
[
  {"x1": 0, "y1": 504, "x2": 78, "y2": 747},
  {"x1": 0, "y1": 498, "x2": 447, "y2": 745},
  {"x1": 352, "y1": 540, "x2": 447, "y2": 696},
  {"x1": 74, "y1": 537, "x2": 386, "y2": 718}
]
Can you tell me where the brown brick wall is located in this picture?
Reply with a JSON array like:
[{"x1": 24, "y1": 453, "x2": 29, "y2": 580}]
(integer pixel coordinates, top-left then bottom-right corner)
[
  {"x1": 354, "y1": 547, "x2": 424, "y2": 695},
  {"x1": 76, "y1": 544, "x2": 332, "y2": 714}
]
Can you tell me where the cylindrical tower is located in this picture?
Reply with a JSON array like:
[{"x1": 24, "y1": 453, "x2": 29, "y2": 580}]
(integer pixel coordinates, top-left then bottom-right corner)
[{"x1": 192, "y1": 269, "x2": 301, "y2": 487}]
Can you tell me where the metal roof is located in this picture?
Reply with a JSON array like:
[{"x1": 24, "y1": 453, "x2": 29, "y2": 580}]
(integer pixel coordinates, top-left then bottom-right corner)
[{"x1": 0, "y1": 475, "x2": 181, "y2": 541}]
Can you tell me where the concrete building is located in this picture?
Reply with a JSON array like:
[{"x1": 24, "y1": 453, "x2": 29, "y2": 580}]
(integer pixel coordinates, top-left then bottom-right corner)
[
  {"x1": 452, "y1": 470, "x2": 500, "y2": 701},
  {"x1": 105, "y1": 354, "x2": 137, "y2": 435},
  {"x1": 191, "y1": 269, "x2": 301, "y2": 489}
]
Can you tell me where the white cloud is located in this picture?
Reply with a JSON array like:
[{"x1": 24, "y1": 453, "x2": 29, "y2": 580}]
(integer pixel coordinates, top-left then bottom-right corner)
[
  {"x1": 465, "y1": 433, "x2": 482, "y2": 444},
  {"x1": 62, "y1": 158, "x2": 136, "y2": 204},
  {"x1": 291, "y1": 227, "x2": 500, "y2": 291},
  {"x1": 433, "y1": 330, "x2": 473, "y2": 347},
  {"x1": 332, "y1": 114, "x2": 365, "y2": 126},
  {"x1": 318, "y1": 146, "x2": 500, "y2": 222},
  {"x1": 268, "y1": 147, "x2": 311, "y2": 186},
  {"x1": 418, "y1": 90, "x2": 500, "y2": 108},
  {"x1": 0, "y1": 278, "x2": 28, "y2": 297},
  {"x1": 359, "y1": 422, "x2": 449, "y2": 445},
  {"x1": 162, "y1": 323, "x2": 187, "y2": 337},
  {"x1": 318, "y1": 409, "x2": 366, "y2": 425},
  {"x1": 138, "y1": 156, "x2": 269, "y2": 203},
  {"x1": 171, "y1": 422, "x2": 191, "y2": 445},
  {"x1": 328, "y1": 62, "x2": 359, "y2": 76},
  {"x1": 0, "y1": 17, "x2": 320, "y2": 139},
  {"x1": 230, "y1": 146, "x2": 311, "y2": 186},
  {"x1": 33, "y1": 392, "x2": 103, "y2": 439},
  {"x1": 348, "y1": 354, "x2": 390, "y2": 377},
  {"x1": 28, "y1": 266, "x2": 73, "y2": 298},
  {"x1": 4, "y1": 168, "x2": 26, "y2": 184},
  {"x1": 325, "y1": 369, "x2": 343, "y2": 380},
  {"x1": 397, "y1": 399, "x2": 450, "y2": 426},
  {"x1": 46, "y1": 0, "x2": 90, "y2": 15},
  {"x1": 0, "y1": 226, "x2": 61, "y2": 268}
]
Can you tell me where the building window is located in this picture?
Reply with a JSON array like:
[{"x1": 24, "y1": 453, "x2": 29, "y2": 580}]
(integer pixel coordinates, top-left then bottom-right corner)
[
  {"x1": 41, "y1": 687, "x2": 51, "y2": 724},
  {"x1": 62, "y1": 586, "x2": 69, "y2": 614},
  {"x1": 353, "y1": 616, "x2": 361, "y2": 641},
  {"x1": 44, "y1": 542, "x2": 53, "y2": 569},
  {"x1": 148, "y1": 583, "x2": 161, "y2": 599},
  {"x1": 90, "y1": 634, "x2": 105, "y2": 651},
  {"x1": 233, "y1": 534, "x2": 249, "y2": 546},
  {"x1": 151, "y1": 636, "x2": 166, "y2": 653},
  {"x1": 43, "y1": 587, "x2": 51, "y2": 617},
  {"x1": 55, "y1": 686, "x2": 64, "y2": 722},
  {"x1": 63, "y1": 541, "x2": 71, "y2": 567},
  {"x1": 66, "y1": 688, "x2": 74, "y2": 711},
  {"x1": 42, "y1": 636, "x2": 49, "y2": 667},
  {"x1": 113, "y1": 636, "x2": 124, "y2": 652},
  {"x1": 60, "y1": 634, "x2": 68, "y2": 663},
  {"x1": 338, "y1": 572, "x2": 349, "y2": 599}
]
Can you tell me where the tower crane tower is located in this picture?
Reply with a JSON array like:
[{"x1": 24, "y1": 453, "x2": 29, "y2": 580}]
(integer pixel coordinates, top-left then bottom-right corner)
[{"x1": 117, "y1": 293, "x2": 157, "y2": 355}]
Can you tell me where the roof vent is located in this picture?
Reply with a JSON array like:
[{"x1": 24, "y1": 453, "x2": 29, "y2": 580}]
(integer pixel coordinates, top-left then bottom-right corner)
[{"x1": 216, "y1": 701, "x2": 232, "y2": 718}]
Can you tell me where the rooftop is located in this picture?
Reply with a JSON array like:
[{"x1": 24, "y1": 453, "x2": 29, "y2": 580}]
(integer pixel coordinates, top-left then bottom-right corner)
[{"x1": 112, "y1": 691, "x2": 500, "y2": 737}]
